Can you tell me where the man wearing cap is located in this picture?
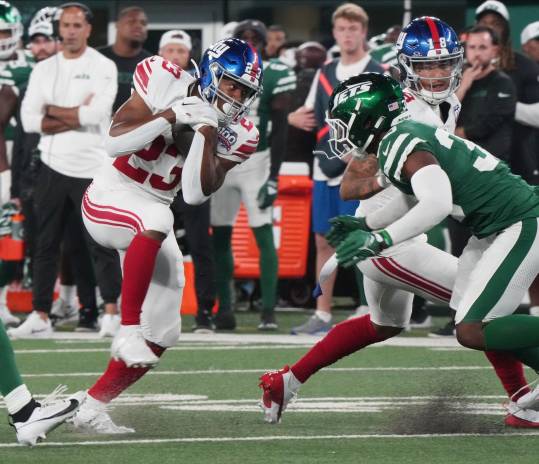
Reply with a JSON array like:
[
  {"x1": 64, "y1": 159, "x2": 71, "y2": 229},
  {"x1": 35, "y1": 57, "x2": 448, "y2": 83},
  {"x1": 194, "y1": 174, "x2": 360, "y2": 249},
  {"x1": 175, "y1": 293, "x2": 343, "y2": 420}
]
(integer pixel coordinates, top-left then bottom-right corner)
[
  {"x1": 159, "y1": 30, "x2": 192, "y2": 71},
  {"x1": 159, "y1": 30, "x2": 217, "y2": 333},
  {"x1": 98, "y1": 6, "x2": 150, "y2": 113},
  {"x1": 476, "y1": 1, "x2": 539, "y2": 318},
  {"x1": 515, "y1": 21, "x2": 539, "y2": 129},
  {"x1": 210, "y1": 19, "x2": 296, "y2": 331}
]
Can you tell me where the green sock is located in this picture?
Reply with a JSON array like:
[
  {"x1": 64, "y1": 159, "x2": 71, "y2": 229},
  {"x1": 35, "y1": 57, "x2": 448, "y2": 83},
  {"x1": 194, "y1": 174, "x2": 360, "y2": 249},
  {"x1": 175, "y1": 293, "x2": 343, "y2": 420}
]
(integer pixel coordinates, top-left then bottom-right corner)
[
  {"x1": 212, "y1": 226, "x2": 233, "y2": 313},
  {"x1": 0, "y1": 260, "x2": 17, "y2": 287},
  {"x1": 484, "y1": 314, "x2": 539, "y2": 351},
  {"x1": 253, "y1": 225, "x2": 278, "y2": 314},
  {"x1": 354, "y1": 267, "x2": 368, "y2": 306},
  {"x1": 0, "y1": 321, "x2": 23, "y2": 396}
]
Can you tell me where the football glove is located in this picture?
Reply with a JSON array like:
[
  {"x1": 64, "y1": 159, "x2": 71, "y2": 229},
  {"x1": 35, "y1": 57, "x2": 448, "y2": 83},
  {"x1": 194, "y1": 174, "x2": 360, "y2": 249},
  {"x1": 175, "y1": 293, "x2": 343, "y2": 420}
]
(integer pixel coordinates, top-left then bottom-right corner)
[
  {"x1": 335, "y1": 229, "x2": 393, "y2": 268},
  {"x1": 257, "y1": 178, "x2": 278, "y2": 209},
  {"x1": 171, "y1": 96, "x2": 218, "y2": 129},
  {"x1": 326, "y1": 215, "x2": 370, "y2": 248}
]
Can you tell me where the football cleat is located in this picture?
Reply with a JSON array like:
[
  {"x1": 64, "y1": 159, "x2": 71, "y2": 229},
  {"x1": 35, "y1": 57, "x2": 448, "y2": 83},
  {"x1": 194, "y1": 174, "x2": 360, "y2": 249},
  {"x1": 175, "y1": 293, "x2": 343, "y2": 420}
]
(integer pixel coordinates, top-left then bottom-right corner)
[
  {"x1": 110, "y1": 325, "x2": 159, "y2": 368},
  {"x1": 10, "y1": 387, "x2": 84, "y2": 446},
  {"x1": 259, "y1": 365, "x2": 299, "y2": 424},
  {"x1": 99, "y1": 313, "x2": 121, "y2": 338},
  {"x1": 71, "y1": 394, "x2": 135, "y2": 434},
  {"x1": 7, "y1": 311, "x2": 53, "y2": 339},
  {"x1": 291, "y1": 314, "x2": 331, "y2": 335},
  {"x1": 515, "y1": 380, "x2": 539, "y2": 411},
  {"x1": 504, "y1": 401, "x2": 539, "y2": 428}
]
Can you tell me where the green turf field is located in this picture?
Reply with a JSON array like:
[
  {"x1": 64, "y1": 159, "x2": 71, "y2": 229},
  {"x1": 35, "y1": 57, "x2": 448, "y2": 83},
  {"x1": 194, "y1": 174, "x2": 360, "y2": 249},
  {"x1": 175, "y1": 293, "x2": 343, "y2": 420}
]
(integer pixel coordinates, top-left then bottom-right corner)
[{"x1": 2, "y1": 312, "x2": 539, "y2": 463}]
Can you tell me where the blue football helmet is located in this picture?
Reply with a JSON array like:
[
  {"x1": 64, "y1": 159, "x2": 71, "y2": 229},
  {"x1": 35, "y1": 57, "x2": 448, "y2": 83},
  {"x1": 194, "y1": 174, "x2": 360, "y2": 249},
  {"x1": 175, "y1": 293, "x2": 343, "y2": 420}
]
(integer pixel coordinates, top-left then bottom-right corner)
[
  {"x1": 198, "y1": 38, "x2": 263, "y2": 124},
  {"x1": 396, "y1": 16, "x2": 463, "y2": 105}
]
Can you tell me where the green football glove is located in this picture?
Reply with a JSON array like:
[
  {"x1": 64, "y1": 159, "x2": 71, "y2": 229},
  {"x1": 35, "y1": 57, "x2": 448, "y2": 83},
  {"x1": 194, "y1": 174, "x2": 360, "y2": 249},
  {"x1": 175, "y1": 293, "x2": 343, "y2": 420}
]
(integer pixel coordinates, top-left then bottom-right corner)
[
  {"x1": 326, "y1": 215, "x2": 370, "y2": 248},
  {"x1": 336, "y1": 229, "x2": 393, "y2": 268},
  {"x1": 257, "y1": 178, "x2": 278, "y2": 209}
]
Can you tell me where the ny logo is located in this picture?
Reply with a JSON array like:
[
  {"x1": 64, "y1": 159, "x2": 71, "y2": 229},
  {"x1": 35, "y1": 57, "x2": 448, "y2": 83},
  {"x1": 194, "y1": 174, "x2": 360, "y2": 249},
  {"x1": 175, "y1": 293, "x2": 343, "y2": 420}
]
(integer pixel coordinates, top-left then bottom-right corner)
[{"x1": 208, "y1": 43, "x2": 230, "y2": 59}]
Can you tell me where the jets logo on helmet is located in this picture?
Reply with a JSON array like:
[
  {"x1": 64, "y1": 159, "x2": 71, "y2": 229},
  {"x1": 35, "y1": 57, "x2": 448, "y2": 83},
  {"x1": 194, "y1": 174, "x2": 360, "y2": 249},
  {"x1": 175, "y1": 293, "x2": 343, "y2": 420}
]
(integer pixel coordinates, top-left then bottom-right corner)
[
  {"x1": 28, "y1": 7, "x2": 59, "y2": 39},
  {"x1": 397, "y1": 16, "x2": 463, "y2": 105},
  {"x1": 321, "y1": 73, "x2": 408, "y2": 160},
  {"x1": 0, "y1": 0, "x2": 22, "y2": 60},
  {"x1": 198, "y1": 38, "x2": 263, "y2": 125}
]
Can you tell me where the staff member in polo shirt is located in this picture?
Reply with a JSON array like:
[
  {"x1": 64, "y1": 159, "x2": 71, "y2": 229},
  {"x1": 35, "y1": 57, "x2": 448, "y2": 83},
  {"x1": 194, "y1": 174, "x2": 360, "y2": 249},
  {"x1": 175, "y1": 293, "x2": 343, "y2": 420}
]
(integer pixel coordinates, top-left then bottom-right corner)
[{"x1": 16, "y1": 3, "x2": 122, "y2": 337}]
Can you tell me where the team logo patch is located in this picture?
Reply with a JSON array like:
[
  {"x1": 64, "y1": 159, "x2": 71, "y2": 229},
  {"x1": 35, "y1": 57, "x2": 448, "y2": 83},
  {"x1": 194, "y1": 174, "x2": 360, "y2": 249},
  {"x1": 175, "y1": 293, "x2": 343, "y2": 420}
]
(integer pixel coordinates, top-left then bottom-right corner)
[
  {"x1": 388, "y1": 101, "x2": 400, "y2": 111},
  {"x1": 218, "y1": 126, "x2": 238, "y2": 151}
]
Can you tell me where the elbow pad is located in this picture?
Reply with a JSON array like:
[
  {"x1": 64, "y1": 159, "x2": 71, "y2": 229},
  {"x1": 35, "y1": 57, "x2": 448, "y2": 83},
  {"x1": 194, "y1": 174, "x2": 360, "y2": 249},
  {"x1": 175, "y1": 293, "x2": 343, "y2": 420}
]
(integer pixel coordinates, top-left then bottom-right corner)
[{"x1": 104, "y1": 117, "x2": 171, "y2": 158}]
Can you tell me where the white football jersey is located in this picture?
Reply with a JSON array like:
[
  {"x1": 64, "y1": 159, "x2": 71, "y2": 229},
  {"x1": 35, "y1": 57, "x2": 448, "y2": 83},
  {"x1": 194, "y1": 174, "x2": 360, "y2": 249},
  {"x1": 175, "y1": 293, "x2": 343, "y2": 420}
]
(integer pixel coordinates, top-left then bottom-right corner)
[
  {"x1": 94, "y1": 55, "x2": 259, "y2": 204},
  {"x1": 357, "y1": 88, "x2": 461, "y2": 231}
]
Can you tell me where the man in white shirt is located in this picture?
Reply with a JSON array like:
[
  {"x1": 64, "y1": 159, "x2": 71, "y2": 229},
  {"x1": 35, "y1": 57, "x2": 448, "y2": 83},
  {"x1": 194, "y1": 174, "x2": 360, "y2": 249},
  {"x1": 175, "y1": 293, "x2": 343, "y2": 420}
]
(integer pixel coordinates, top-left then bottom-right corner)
[{"x1": 12, "y1": 3, "x2": 122, "y2": 338}]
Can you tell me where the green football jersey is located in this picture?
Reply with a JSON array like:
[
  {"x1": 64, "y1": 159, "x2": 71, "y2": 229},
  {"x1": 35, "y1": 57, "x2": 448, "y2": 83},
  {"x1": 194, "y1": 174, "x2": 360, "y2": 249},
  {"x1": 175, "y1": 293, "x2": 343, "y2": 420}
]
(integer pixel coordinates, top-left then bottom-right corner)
[
  {"x1": 0, "y1": 49, "x2": 34, "y2": 141},
  {"x1": 378, "y1": 119, "x2": 539, "y2": 238},
  {"x1": 369, "y1": 43, "x2": 397, "y2": 66},
  {"x1": 255, "y1": 58, "x2": 296, "y2": 152}
]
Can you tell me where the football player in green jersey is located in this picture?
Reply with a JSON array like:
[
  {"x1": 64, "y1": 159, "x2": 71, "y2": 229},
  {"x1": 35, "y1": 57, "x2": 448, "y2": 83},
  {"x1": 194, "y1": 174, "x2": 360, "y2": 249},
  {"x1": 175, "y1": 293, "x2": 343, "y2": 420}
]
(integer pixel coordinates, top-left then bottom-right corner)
[{"x1": 330, "y1": 73, "x2": 539, "y2": 373}]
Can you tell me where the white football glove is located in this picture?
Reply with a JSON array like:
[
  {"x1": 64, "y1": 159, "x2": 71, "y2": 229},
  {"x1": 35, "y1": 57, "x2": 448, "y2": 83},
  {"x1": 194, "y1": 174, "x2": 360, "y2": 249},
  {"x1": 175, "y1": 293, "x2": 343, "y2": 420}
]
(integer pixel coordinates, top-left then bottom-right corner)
[{"x1": 171, "y1": 96, "x2": 218, "y2": 129}]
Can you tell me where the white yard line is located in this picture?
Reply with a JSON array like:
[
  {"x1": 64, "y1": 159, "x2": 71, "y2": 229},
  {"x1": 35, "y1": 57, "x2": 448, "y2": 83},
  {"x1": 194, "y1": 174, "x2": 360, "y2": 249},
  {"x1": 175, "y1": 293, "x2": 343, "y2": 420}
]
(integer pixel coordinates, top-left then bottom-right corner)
[
  {"x1": 17, "y1": 332, "x2": 462, "y2": 348},
  {"x1": 21, "y1": 366, "x2": 494, "y2": 378},
  {"x1": 1, "y1": 432, "x2": 538, "y2": 448}
]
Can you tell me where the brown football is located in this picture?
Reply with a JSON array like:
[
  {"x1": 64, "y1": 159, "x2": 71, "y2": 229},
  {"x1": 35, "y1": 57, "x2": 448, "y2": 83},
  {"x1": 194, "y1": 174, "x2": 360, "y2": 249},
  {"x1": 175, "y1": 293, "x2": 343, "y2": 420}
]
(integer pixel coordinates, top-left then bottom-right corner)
[{"x1": 173, "y1": 124, "x2": 195, "y2": 156}]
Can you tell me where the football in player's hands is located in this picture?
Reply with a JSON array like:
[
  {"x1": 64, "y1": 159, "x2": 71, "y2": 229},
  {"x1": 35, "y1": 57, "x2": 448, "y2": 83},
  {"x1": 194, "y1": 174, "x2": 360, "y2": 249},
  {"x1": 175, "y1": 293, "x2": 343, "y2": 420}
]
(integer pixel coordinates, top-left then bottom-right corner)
[{"x1": 173, "y1": 124, "x2": 195, "y2": 157}]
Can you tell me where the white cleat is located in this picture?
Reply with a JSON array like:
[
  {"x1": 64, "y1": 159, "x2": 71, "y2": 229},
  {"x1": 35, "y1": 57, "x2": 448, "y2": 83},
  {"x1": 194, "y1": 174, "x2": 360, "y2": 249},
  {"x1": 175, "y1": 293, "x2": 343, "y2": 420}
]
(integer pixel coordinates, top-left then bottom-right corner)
[
  {"x1": 10, "y1": 387, "x2": 84, "y2": 446},
  {"x1": 50, "y1": 298, "x2": 79, "y2": 327},
  {"x1": 516, "y1": 382, "x2": 539, "y2": 411},
  {"x1": 7, "y1": 312, "x2": 53, "y2": 339},
  {"x1": 71, "y1": 394, "x2": 135, "y2": 434},
  {"x1": 505, "y1": 401, "x2": 539, "y2": 428},
  {"x1": 111, "y1": 325, "x2": 159, "y2": 368},
  {"x1": 258, "y1": 365, "x2": 299, "y2": 424},
  {"x1": 99, "y1": 313, "x2": 121, "y2": 338},
  {"x1": 0, "y1": 303, "x2": 20, "y2": 327}
]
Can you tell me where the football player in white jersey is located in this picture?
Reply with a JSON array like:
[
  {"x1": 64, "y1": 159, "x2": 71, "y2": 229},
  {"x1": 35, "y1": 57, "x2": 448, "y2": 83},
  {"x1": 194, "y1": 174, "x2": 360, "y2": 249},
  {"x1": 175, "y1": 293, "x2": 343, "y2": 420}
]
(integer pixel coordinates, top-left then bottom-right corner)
[
  {"x1": 73, "y1": 38, "x2": 262, "y2": 433},
  {"x1": 259, "y1": 17, "x2": 538, "y2": 429}
]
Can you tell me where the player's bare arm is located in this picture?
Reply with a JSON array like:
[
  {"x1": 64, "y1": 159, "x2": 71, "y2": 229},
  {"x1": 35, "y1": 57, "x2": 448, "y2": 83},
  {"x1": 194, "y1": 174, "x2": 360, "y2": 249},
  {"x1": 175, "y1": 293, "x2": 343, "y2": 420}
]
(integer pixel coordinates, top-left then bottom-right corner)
[
  {"x1": 0, "y1": 85, "x2": 17, "y2": 171},
  {"x1": 340, "y1": 155, "x2": 383, "y2": 200}
]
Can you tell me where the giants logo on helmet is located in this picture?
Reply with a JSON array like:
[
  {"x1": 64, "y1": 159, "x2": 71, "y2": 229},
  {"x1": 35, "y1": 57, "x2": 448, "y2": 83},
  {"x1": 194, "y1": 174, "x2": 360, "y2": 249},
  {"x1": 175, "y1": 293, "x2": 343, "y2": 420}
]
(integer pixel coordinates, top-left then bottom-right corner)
[{"x1": 218, "y1": 126, "x2": 238, "y2": 151}]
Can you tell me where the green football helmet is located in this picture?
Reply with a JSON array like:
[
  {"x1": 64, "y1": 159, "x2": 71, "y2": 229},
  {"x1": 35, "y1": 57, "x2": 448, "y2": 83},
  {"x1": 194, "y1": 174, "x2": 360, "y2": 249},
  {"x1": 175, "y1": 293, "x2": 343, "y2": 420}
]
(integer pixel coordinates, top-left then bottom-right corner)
[
  {"x1": 325, "y1": 72, "x2": 408, "y2": 159},
  {"x1": 0, "y1": 0, "x2": 22, "y2": 60}
]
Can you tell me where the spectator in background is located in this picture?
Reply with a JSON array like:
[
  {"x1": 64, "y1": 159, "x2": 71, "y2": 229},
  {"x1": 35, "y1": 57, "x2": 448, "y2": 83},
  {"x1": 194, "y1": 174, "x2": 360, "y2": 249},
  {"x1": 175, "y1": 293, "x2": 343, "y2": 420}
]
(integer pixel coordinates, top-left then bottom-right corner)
[
  {"x1": 368, "y1": 24, "x2": 401, "y2": 69},
  {"x1": 158, "y1": 30, "x2": 192, "y2": 70},
  {"x1": 521, "y1": 21, "x2": 539, "y2": 64},
  {"x1": 265, "y1": 25, "x2": 287, "y2": 59},
  {"x1": 209, "y1": 20, "x2": 295, "y2": 331},
  {"x1": 475, "y1": 1, "x2": 539, "y2": 317},
  {"x1": 289, "y1": 3, "x2": 383, "y2": 335},
  {"x1": 98, "y1": 6, "x2": 150, "y2": 113},
  {"x1": 159, "y1": 30, "x2": 216, "y2": 333},
  {"x1": 13, "y1": 3, "x2": 121, "y2": 338},
  {"x1": 456, "y1": 26, "x2": 516, "y2": 160}
]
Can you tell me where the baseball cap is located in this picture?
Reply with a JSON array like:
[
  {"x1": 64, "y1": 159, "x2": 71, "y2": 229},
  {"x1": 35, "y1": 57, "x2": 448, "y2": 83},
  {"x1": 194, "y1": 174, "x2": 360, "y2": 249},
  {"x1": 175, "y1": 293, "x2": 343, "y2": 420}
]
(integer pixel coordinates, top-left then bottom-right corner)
[
  {"x1": 159, "y1": 30, "x2": 192, "y2": 51},
  {"x1": 475, "y1": 1, "x2": 510, "y2": 22},
  {"x1": 521, "y1": 21, "x2": 539, "y2": 45}
]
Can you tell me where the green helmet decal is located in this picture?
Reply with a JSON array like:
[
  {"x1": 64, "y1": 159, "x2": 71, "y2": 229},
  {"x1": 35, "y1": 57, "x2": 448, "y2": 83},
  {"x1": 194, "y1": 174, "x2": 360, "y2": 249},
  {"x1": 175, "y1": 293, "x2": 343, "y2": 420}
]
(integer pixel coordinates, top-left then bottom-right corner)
[
  {"x1": 0, "y1": 1, "x2": 22, "y2": 60},
  {"x1": 325, "y1": 72, "x2": 407, "y2": 159}
]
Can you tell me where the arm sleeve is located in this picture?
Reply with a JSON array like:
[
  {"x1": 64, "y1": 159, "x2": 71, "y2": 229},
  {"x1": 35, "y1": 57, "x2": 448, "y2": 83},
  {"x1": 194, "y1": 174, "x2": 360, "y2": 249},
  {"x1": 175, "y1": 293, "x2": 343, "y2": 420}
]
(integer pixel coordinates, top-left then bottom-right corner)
[
  {"x1": 20, "y1": 66, "x2": 45, "y2": 134},
  {"x1": 181, "y1": 130, "x2": 210, "y2": 205},
  {"x1": 384, "y1": 164, "x2": 452, "y2": 245},
  {"x1": 78, "y1": 59, "x2": 118, "y2": 126},
  {"x1": 515, "y1": 102, "x2": 539, "y2": 128},
  {"x1": 462, "y1": 77, "x2": 516, "y2": 141},
  {"x1": 364, "y1": 189, "x2": 417, "y2": 231}
]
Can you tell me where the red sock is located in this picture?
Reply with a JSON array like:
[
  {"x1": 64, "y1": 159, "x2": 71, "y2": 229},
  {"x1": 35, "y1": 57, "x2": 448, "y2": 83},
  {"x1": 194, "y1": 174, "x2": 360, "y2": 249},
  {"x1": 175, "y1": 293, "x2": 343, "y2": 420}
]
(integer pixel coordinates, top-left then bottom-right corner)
[
  {"x1": 88, "y1": 342, "x2": 165, "y2": 403},
  {"x1": 485, "y1": 351, "x2": 530, "y2": 400},
  {"x1": 291, "y1": 315, "x2": 386, "y2": 383},
  {"x1": 121, "y1": 234, "x2": 162, "y2": 325}
]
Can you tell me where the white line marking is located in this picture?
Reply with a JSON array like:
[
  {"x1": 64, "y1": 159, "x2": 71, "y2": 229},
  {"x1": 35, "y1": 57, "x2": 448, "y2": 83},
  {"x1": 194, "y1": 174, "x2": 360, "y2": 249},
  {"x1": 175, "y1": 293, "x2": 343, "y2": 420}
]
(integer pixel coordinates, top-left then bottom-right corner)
[
  {"x1": 1, "y1": 432, "x2": 538, "y2": 448},
  {"x1": 21, "y1": 366, "x2": 494, "y2": 378}
]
